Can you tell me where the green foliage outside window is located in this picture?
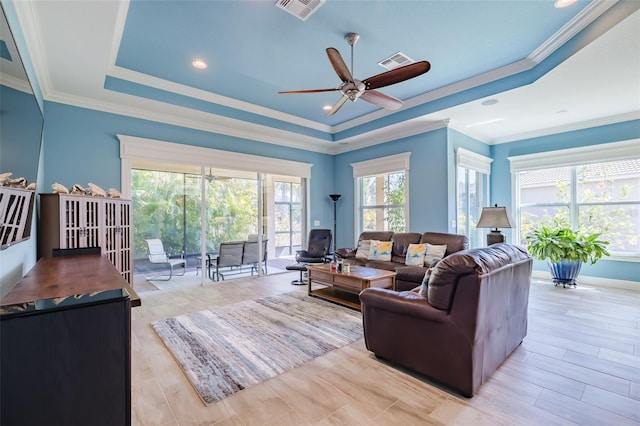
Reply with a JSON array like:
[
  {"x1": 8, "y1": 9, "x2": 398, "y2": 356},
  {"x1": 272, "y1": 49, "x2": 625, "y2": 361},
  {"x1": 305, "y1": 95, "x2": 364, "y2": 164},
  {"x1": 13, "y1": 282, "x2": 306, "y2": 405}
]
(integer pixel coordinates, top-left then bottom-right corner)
[
  {"x1": 132, "y1": 170, "x2": 258, "y2": 260},
  {"x1": 360, "y1": 172, "x2": 406, "y2": 232},
  {"x1": 520, "y1": 160, "x2": 639, "y2": 254}
]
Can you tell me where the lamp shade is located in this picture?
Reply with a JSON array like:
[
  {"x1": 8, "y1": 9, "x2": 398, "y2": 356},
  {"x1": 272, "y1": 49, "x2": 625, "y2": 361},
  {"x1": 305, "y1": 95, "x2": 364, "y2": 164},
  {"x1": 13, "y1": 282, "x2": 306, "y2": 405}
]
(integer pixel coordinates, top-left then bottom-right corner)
[{"x1": 476, "y1": 205, "x2": 514, "y2": 230}]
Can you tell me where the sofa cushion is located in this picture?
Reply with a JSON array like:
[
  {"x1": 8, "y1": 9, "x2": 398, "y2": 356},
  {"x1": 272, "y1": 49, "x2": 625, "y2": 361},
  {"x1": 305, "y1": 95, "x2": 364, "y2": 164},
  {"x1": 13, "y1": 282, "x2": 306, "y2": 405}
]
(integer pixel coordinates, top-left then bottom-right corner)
[
  {"x1": 405, "y1": 243, "x2": 427, "y2": 266},
  {"x1": 394, "y1": 265, "x2": 429, "y2": 282},
  {"x1": 391, "y1": 233, "x2": 422, "y2": 256},
  {"x1": 359, "y1": 231, "x2": 394, "y2": 242},
  {"x1": 355, "y1": 239, "x2": 371, "y2": 259},
  {"x1": 365, "y1": 260, "x2": 397, "y2": 271},
  {"x1": 345, "y1": 257, "x2": 367, "y2": 266},
  {"x1": 421, "y1": 232, "x2": 469, "y2": 256},
  {"x1": 368, "y1": 240, "x2": 393, "y2": 261}
]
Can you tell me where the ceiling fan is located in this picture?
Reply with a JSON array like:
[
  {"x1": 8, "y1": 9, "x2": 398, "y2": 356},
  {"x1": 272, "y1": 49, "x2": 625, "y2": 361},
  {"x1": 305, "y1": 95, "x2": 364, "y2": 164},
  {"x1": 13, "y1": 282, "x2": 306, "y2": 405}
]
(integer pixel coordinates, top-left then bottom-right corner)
[
  {"x1": 206, "y1": 168, "x2": 215, "y2": 183},
  {"x1": 205, "y1": 168, "x2": 232, "y2": 183},
  {"x1": 279, "y1": 32, "x2": 431, "y2": 117}
]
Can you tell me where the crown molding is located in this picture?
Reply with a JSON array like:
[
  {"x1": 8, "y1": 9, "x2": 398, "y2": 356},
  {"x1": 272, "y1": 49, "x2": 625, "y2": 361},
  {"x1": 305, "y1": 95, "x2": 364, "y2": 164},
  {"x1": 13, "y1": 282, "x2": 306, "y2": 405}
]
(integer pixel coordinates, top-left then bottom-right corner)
[
  {"x1": 107, "y1": 65, "x2": 333, "y2": 134},
  {"x1": 0, "y1": 74, "x2": 31, "y2": 93},
  {"x1": 330, "y1": 118, "x2": 450, "y2": 154},
  {"x1": 44, "y1": 88, "x2": 336, "y2": 154},
  {"x1": 529, "y1": 0, "x2": 618, "y2": 63},
  {"x1": 12, "y1": 0, "x2": 54, "y2": 99},
  {"x1": 492, "y1": 111, "x2": 640, "y2": 145}
]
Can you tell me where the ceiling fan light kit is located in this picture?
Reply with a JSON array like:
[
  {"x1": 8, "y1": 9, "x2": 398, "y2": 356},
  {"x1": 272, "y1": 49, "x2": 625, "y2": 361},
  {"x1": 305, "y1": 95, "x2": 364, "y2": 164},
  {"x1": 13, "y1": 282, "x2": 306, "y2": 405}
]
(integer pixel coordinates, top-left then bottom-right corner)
[{"x1": 278, "y1": 32, "x2": 430, "y2": 117}]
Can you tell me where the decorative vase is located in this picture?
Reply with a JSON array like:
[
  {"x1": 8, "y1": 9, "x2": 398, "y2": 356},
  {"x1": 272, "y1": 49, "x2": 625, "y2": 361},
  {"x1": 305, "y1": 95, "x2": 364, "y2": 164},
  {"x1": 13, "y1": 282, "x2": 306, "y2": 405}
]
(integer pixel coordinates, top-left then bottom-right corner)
[{"x1": 548, "y1": 259, "x2": 582, "y2": 288}]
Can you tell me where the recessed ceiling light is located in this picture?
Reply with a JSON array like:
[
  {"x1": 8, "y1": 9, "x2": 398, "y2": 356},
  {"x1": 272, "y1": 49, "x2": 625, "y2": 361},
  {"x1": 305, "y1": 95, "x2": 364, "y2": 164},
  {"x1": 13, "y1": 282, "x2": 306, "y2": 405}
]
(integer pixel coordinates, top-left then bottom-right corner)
[
  {"x1": 554, "y1": 0, "x2": 577, "y2": 8},
  {"x1": 192, "y1": 59, "x2": 208, "y2": 69},
  {"x1": 322, "y1": 105, "x2": 332, "y2": 111},
  {"x1": 481, "y1": 98, "x2": 499, "y2": 106}
]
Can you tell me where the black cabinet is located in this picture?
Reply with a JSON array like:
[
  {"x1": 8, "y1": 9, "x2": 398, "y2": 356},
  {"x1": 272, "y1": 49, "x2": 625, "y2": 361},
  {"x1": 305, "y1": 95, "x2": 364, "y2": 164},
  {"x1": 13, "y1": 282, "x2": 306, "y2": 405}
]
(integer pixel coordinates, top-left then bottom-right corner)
[
  {"x1": 0, "y1": 252, "x2": 135, "y2": 426},
  {"x1": 1, "y1": 290, "x2": 131, "y2": 426}
]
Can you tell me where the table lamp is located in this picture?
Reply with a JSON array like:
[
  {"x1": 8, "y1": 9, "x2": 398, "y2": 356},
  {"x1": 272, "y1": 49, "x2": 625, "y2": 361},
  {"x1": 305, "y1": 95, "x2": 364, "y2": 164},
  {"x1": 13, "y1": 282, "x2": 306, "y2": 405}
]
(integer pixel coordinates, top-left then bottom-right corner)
[{"x1": 476, "y1": 204, "x2": 515, "y2": 245}]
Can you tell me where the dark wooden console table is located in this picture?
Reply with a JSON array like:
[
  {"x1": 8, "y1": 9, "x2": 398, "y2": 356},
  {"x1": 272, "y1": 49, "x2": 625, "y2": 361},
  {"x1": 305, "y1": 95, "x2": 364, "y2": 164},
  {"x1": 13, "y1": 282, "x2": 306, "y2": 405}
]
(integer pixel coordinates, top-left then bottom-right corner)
[{"x1": 0, "y1": 254, "x2": 140, "y2": 426}]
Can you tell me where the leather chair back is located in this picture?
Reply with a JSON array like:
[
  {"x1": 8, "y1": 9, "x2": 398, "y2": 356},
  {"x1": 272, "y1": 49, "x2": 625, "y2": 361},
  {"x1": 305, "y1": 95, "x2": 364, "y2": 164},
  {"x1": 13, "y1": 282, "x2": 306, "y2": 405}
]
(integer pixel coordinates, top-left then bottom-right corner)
[{"x1": 296, "y1": 229, "x2": 332, "y2": 263}]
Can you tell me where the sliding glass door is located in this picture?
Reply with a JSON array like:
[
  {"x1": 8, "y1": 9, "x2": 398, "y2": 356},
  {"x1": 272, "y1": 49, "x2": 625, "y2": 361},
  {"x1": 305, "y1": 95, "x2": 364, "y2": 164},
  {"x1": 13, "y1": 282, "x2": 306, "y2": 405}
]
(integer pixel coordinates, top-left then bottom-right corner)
[{"x1": 131, "y1": 163, "x2": 305, "y2": 280}]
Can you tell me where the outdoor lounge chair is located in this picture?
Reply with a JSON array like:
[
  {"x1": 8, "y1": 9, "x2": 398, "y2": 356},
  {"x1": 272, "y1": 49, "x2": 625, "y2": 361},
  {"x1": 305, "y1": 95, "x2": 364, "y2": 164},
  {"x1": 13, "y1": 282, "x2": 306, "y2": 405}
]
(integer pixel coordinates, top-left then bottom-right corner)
[{"x1": 145, "y1": 238, "x2": 186, "y2": 281}]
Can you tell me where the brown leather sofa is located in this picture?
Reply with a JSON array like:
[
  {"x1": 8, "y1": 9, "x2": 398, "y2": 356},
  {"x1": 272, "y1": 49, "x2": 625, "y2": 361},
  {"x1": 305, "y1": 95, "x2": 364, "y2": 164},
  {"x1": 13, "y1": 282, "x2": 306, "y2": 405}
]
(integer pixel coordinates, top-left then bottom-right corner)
[
  {"x1": 336, "y1": 231, "x2": 469, "y2": 291},
  {"x1": 359, "y1": 243, "x2": 533, "y2": 397}
]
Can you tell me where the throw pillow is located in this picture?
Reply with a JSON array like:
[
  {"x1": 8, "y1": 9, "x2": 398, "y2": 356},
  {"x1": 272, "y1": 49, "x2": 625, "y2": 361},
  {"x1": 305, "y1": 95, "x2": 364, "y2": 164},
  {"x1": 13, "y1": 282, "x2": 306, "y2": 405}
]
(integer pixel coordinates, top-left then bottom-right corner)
[
  {"x1": 426, "y1": 243, "x2": 447, "y2": 258},
  {"x1": 355, "y1": 240, "x2": 371, "y2": 259},
  {"x1": 405, "y1": 243, "x2": 428, "y2": 266},
  {"x1": 418, "y1": 267, "x2": 434, "y2": 297},
  {"x1": 368, "y1": 240, "x2": 393, "y2": 261},
  {"x1": 424, "y1": 256, "x2": 442, "y2": 268}
]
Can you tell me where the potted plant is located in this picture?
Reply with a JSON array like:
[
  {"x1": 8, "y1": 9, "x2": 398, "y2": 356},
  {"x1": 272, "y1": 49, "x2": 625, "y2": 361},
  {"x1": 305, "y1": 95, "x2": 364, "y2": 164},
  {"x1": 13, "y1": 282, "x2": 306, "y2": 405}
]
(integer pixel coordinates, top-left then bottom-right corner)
[{"x1": 526, "y1": 226, "x2": 610, "y2": 288}]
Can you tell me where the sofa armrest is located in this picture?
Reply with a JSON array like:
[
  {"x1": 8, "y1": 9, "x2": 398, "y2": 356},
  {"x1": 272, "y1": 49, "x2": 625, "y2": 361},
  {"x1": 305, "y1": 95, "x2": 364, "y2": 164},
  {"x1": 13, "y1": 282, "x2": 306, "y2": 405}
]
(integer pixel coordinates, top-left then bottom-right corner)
[
  {"x1": 359, "y1": 288, "x2": 447, "y2": 323},
  {"x1": 335, "y1": 248, "x2": 356, "y2": 258}
]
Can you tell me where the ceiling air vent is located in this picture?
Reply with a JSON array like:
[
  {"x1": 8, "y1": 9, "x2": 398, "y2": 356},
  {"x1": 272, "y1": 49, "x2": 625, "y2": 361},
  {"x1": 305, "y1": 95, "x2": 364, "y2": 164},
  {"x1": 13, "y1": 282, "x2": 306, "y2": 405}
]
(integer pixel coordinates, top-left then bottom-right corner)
[
  {"x1": 275, "y1": 0, "x2": 326, "y2": 21},
  {"x1": 378, "y1": 52, "x2": 415, "y2": 70}
]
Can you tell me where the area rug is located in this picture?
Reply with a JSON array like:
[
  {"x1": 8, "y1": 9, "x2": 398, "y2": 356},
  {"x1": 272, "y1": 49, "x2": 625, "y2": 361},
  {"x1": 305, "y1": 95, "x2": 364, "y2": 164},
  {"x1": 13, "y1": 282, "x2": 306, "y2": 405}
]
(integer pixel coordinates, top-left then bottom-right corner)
[{"x1": 151, "y1": 292, "x2": 363, "y2": 404}]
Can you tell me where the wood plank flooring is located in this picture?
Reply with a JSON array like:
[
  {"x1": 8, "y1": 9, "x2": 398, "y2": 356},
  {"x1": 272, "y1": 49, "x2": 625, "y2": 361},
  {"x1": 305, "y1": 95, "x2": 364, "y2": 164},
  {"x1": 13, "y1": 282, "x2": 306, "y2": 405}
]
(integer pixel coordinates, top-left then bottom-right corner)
[{"x1": 131, "y1": 272, "x2": 640, "y2": 425}]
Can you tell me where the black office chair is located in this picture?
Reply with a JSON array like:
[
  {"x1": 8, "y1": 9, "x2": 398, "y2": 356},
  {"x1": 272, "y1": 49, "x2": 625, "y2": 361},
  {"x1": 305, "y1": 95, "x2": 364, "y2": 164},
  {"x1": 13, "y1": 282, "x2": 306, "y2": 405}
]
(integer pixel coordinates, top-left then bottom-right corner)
[{"x1": 295, "y1": 229, "x2": 332, "y2": 264}]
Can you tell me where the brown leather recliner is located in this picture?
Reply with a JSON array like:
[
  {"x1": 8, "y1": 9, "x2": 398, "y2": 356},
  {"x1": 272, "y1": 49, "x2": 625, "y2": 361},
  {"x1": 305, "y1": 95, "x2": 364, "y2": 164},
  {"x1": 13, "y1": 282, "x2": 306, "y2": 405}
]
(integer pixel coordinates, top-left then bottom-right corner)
[{"x1": 359, "y1": 243, "x2": 533, "y2": 397}]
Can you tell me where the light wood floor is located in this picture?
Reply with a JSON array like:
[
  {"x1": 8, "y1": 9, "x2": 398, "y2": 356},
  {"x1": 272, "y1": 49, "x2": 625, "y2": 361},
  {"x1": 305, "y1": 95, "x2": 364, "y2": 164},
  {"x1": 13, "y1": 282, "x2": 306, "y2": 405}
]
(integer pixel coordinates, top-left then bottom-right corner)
[{"x1": 131, "y1": 272, "x2": 640, "y2": 425}]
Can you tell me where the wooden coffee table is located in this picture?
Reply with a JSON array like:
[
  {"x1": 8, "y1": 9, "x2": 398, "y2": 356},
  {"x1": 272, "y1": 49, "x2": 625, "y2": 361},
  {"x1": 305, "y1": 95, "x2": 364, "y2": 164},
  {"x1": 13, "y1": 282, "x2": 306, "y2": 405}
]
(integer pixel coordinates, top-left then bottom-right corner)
[{"x1": 307, "y1": 264, "x2": 396, "y2": 310}]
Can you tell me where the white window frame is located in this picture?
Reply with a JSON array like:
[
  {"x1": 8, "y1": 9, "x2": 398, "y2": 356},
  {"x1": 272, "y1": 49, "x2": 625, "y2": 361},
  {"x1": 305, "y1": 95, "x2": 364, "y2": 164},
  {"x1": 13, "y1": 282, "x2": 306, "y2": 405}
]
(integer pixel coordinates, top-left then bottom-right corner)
[
  {"x1": 509, "y1": 139, "x2": 640, "y2": 260},
  {"x1": 118, "y1": 135, "x2": 314, "y2": 282},
  {"x1": 455, "y1": 148, "x2": 492, "y2": 246},
  {"x1": 351, "y1": 153, "x2": 410, "y2": 240}
]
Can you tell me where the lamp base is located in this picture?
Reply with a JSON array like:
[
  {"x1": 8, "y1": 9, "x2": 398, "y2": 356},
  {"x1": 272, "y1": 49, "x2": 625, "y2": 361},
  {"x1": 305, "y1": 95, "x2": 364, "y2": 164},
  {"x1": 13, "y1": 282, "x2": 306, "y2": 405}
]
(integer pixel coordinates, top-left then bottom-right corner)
[{"x1": 486, "y1": 230, "x2": 505, "y2": 245}]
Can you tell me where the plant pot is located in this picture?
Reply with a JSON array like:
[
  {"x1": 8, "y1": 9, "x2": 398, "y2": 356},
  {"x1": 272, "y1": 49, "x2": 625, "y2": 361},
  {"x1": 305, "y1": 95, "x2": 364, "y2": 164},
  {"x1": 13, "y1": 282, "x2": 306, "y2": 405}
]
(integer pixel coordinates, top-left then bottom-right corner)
[{"x1": 548, "y1": 259, "x2": 582, "y2": 288}]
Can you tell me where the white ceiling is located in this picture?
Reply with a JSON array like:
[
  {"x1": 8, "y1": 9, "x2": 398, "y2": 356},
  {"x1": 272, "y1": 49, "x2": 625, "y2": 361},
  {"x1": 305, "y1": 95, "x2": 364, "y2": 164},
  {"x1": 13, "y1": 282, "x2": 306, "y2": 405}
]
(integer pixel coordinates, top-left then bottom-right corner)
[{"x1": 11, "y1": 0, "x2": 640, "y2": 154}]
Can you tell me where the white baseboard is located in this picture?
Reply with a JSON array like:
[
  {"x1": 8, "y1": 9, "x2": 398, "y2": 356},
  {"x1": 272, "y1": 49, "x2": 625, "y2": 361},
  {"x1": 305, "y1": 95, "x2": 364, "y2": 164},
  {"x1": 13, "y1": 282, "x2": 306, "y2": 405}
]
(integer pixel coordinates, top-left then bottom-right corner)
[{"x1": 531, "y1": 270, "x2": 639, "y2": 291}]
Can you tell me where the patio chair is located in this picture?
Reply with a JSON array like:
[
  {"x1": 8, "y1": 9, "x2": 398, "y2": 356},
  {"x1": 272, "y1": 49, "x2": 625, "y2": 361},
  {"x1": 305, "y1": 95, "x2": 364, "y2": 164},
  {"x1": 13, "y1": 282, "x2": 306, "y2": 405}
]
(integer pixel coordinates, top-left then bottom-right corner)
[
  {"x1": 145, "y1": 239, "x2": 186, "y2": 281},
  {"x1": 214, "y1": 241, "x2": 245, "y2": 281},
  {"x1": 243, "y1": 239, "x2": 268, "y2": 275}
]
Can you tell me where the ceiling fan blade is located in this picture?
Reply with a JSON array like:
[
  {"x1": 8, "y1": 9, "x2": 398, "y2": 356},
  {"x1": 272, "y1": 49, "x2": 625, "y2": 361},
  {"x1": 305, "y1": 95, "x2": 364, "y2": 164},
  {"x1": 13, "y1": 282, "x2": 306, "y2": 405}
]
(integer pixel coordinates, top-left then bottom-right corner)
[
  {"x1": 363, "y1": 61, "x2": 431, "y2": 90},
  {"x1": 278, "y1": 88, "x2": 340, "y2": 94},
  {"x1": 325, "y1": 96, "x2": 349, "y2": 117},
  {"x1": 360, "y1": 90, "x2": 403, "y2": 110},
  {"x1": 326, "y1": 47, "x2": 354, "y2": 83}
]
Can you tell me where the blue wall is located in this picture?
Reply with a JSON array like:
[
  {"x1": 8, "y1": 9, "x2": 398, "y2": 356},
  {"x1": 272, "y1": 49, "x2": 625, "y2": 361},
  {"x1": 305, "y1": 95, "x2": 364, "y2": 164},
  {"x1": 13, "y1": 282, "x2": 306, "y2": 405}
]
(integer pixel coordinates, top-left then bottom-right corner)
[
  {"x1": 333, "y1": 128, "x2": 450, "y2": 249},
  {"x1": 43, "y1": 102, "x2": 336, "y2": 230},
  {"x1": 490, "y1": 119, "x2": 640, "y2": 283}
]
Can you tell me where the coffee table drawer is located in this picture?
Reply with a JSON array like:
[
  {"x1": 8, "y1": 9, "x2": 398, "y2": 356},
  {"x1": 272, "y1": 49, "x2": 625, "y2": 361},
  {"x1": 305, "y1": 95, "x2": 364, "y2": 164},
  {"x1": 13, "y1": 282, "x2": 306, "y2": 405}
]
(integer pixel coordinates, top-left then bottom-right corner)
[
  {"x1": 311, "y1": 269, "x2": 334, "y2": 283},
  {"x1": 333, "y1": 274, "x2": 362, "y2": 291}
]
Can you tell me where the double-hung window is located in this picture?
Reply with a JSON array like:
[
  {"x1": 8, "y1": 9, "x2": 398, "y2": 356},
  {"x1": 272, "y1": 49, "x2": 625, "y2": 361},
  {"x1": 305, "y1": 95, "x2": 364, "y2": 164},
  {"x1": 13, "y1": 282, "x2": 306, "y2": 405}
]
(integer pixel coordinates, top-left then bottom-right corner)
[
  {"x1": 510, "y1": 140, "x2": 640, "y2": 257},
  {"x1": 352, "y1": 153, "x2": 410, "y2": 234}
]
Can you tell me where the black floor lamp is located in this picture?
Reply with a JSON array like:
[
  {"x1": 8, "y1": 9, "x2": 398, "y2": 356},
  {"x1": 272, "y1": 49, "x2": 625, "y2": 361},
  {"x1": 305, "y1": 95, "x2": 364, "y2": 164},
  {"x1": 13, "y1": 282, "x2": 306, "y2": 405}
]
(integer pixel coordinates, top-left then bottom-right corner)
[{"x1": 329, "y1": 194, "x2": 341, "y2": 260}]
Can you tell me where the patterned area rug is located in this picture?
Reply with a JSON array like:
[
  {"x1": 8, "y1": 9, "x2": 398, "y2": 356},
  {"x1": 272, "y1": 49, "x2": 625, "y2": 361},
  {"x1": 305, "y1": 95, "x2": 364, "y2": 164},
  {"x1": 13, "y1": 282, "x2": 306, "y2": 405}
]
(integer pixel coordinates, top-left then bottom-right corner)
[{"x1": 151, "y1": 292, "x2": 363, "y2": 405}]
